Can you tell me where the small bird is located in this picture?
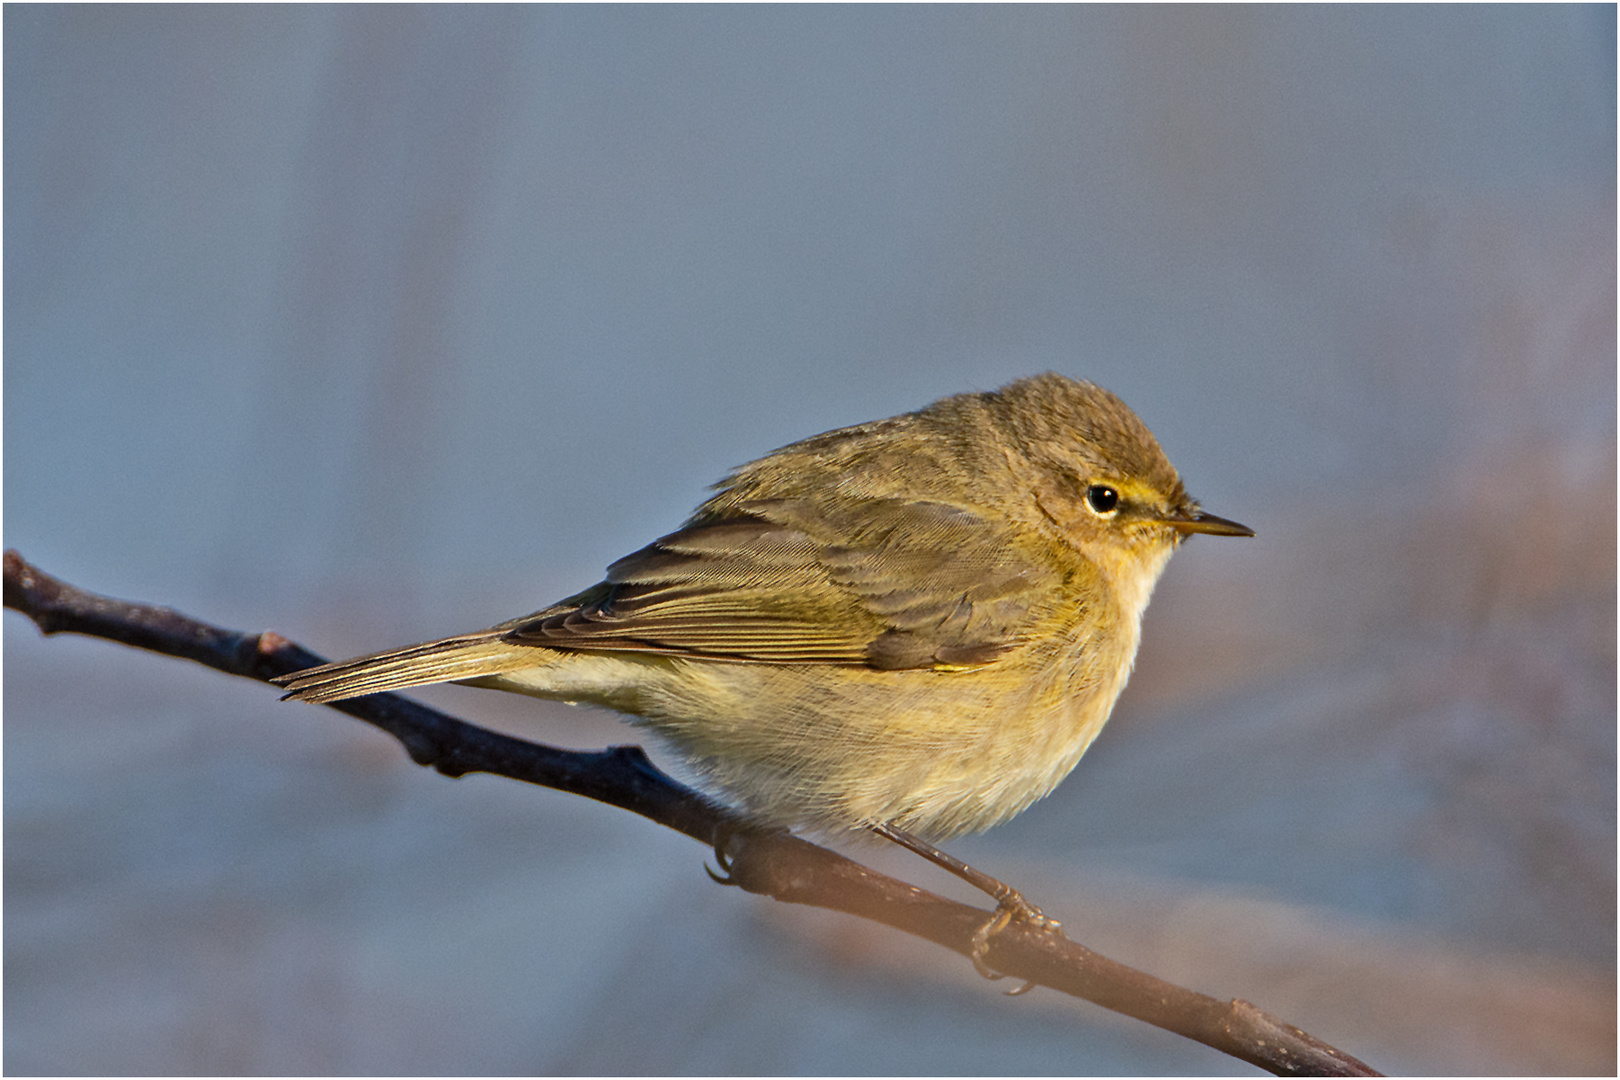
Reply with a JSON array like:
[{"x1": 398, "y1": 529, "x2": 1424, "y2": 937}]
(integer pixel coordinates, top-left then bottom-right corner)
[{"x1": 275, "y1": 373, "x2": 1250, "y2": 973}]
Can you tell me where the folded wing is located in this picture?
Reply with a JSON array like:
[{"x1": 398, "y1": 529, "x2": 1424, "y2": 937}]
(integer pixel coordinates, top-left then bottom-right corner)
[
  {"x1": 275, "y1": 498, "x2": 1062, "y2": 704},
  {"x1": 509, "y1": 498, "x2": 1060, "y2": 670}
]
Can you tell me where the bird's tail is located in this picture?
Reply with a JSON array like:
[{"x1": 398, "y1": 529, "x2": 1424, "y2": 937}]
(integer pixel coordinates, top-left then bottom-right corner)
[{"x1": 272, "y1": 632, "x2": 538, "y2": 704}]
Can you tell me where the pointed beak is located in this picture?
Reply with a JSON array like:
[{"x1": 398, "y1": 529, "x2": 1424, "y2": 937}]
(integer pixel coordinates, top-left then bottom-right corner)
[{"x1": 1159, "y1": 509, "x2": 1254, "y2": 537}]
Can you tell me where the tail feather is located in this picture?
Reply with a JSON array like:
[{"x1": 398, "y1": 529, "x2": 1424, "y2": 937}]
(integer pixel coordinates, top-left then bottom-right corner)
[{"x1": 272, "y1": 633, "x2": 539, "y2": 704}]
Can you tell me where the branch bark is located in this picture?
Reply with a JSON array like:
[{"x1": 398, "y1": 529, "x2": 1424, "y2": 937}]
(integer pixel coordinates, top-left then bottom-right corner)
[{"x1": 4, "y1": 550, "x2": 1378, "y2": 1077}]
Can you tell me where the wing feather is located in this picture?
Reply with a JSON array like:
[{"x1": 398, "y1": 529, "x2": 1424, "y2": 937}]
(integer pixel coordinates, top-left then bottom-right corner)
[{"x1": 504, "y1": 499, "x2": 1061, "y2": 669}]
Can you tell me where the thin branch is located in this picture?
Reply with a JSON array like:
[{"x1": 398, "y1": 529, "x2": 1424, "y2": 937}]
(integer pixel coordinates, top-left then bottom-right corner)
[{"x1": 4, "y1": 550, "x2": 1378, "y2": 1077}]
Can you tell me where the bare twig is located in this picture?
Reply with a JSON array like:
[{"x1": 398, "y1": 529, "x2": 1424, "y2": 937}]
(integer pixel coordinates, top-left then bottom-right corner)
[{"x1": 4, "y1": 550, "x2": 1379, "y2": 1077}]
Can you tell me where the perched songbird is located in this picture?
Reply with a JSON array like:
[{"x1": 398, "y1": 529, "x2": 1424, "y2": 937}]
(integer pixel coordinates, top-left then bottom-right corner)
[{"x1": 275, "y1": 373, "x2": 1251, "y2": 970}]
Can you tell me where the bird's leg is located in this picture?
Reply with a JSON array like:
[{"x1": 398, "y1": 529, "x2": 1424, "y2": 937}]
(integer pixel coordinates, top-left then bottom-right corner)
[{"x1": 868, "y1": 822, "x2": 1058, "y2": 994}]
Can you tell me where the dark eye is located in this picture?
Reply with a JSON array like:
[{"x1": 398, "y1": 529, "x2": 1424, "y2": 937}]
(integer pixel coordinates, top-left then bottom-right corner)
[{"x1": 1085, "y1": 484, "x2": 1120, "y2": 515}]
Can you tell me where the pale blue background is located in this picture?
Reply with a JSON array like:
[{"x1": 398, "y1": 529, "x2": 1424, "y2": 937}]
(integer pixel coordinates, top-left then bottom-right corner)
[{"x1": 7, "y1": 6, "x2": 1615, "y2": 1074}]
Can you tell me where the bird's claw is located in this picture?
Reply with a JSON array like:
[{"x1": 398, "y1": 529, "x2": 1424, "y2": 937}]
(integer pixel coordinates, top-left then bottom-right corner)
[
  {"x1": 970, "y1": 897, "x2": 1060, "y2": 996},
  {"x1": 705, "y1": 823, "x2": 739, "y2": 886}
]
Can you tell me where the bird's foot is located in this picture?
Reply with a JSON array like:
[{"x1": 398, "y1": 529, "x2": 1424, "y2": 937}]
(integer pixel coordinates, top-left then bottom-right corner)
[{"x1": 970, "y1": 893, "x2": 1060, "y2": 996}]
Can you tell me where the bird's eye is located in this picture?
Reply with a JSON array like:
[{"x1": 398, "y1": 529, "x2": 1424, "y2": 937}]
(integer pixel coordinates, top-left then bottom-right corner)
[{"x1": 1085, "y1": 484, "x2": 1120, "y2": 516}]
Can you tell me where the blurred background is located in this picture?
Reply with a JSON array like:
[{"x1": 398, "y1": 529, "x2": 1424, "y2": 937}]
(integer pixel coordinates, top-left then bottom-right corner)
[{"x1": 5, "y1": 6, "x2": 1614, "y2": 1075}]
